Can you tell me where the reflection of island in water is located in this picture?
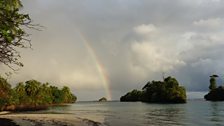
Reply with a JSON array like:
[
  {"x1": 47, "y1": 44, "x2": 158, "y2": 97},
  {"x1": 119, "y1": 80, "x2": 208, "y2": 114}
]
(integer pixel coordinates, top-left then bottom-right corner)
[
  {"x1": 145, "y1": 106, "x2": 186, "y2": 125},
  {"x1": 209, "y1": 102, "x2": 222, "y2": 124},
  {"x1": 43, "y1": 100, "x2": 224, "y2": 126},
  {"x1": 102, "y1": 103, "x2": 187, "y2": 126}
]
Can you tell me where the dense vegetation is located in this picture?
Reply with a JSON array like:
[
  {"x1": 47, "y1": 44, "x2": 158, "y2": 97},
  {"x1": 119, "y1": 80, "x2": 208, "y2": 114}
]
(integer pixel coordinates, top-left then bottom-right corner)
[
  {"x1": 120, "y1": 89, "x2": 142, "y2": 102},
  {"x1": 98, "y1": 97, "x2": 107, "y2": 102},
  {"x1": 0, "y1": 76, "x2": 77, "y2": 111},
  {"x1": 0, "y1": 0, "x2": 33, "y2": 69},
  {"x1": 204, "y1": 75, "x2": 224, "y2": 101},
  {"x1": 120, "y1": 76, "x2": 187, "y2": 103}
]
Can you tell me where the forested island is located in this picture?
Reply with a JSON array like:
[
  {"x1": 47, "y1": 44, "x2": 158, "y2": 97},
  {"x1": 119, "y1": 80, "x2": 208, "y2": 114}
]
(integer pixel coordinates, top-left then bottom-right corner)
[
  {"x1": 120, "y1": 76, "x2": 186, "y2": 103},
  {"x1": 204, "y1": 75, "x2": 224, "y2": 101},
  {"x1": 98, "y1": 97, "x2": 107, "y2": 102},
  {"x1": 0, "y1": 76, "x2": 76, "y2": 111}
]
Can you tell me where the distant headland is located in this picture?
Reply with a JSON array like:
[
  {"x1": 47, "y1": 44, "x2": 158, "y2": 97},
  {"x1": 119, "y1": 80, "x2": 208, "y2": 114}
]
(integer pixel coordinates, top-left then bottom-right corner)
[
  {"x1": 0, "y1": 76, "x2": 77, "y2": 111},
  {"x1": 120, "y1": 76, "x2": 186, "y2": 103}
]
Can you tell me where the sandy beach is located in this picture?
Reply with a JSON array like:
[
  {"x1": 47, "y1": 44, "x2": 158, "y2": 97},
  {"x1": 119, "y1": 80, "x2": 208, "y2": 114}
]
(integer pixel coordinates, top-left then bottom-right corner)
[{"x1": 0, "y1": 113, "x2": 103, "y2": 126}]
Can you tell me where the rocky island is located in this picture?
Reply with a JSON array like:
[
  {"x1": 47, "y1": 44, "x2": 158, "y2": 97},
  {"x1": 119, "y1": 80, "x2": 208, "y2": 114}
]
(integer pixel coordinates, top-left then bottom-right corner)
[
  {"x1": 120, "y1": 76, "x2": 187, "y2": 103},
  {"x1": 204, "y1": 75, "x2": 224, "y2": 101},
  {"x1": 98, "y1": 97, "x2": 107, "y2": 102}
]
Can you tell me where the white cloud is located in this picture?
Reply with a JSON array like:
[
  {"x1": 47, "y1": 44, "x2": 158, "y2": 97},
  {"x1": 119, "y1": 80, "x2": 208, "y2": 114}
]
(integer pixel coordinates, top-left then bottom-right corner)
[
  {"x1": 59, "y1": 71, "x2": 102, "y2": 90},
  {"x1": 129, "y1": 21, "x2": 224, "y2": 83},
  {"x1": 193, "y1": 18, "x2": 224, "y2": 29},
  {"x1": 131, "y1": 41, "x2": 185, "y2": 72},
  {"x1": 134, "y1": 24, "x2": 157, "y2": 35},
  {"x1": 130, "y1": 24, "x2": 186, "y2": 73}
]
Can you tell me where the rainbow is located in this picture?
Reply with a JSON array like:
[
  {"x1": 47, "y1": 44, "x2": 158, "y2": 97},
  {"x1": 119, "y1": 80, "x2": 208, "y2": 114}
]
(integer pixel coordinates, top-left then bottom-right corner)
[{"x1": 77, "y1": 31, "x2": 112, "y2": 100}]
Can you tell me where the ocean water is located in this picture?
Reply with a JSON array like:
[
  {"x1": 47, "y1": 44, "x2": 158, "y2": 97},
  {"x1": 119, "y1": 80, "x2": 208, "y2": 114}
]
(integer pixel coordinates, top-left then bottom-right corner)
[{"x1": 43, "y1": 100, "x2": 224, "y2": 126}]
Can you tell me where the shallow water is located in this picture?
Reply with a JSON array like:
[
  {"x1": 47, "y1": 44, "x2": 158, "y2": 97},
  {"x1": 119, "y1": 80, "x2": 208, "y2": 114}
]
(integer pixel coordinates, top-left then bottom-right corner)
[{"x1": 43, "y1": 100, "x2": 224, "y2": 126}]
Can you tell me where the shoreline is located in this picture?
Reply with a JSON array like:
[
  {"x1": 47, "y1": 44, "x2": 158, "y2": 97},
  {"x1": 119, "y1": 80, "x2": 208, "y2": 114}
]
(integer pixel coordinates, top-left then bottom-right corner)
[{"x1": 0, "y1": 113, "x2": 104, "y2": 126}]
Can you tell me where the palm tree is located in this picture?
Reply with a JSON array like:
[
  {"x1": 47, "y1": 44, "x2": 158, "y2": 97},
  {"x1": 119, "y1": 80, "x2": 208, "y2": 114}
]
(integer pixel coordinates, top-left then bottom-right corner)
[
  {"x1": 0, "y1": 76, "x2": 11, "y2": 106},
  {"x1": 14, "y1": 82, "x2": 26, "y2": 104},
  {"x1": 25, "y1": 80, "x2": 41, "y2": 105}
]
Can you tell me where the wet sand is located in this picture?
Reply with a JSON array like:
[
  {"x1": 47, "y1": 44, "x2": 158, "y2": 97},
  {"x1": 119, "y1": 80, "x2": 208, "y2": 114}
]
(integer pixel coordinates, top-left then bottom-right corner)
[
  {"x1": 0, "y1": 113, "x2": 103, "y2": 126},
  {"x1": 0, "y1": 118, "x2": 19, "y2": 126}
]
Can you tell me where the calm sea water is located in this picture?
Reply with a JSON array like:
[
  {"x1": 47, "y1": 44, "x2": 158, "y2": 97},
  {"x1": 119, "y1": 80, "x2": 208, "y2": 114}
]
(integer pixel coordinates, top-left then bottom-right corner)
[{"x1": 42, "y1": 100, "x2": 224, "y2": 126}]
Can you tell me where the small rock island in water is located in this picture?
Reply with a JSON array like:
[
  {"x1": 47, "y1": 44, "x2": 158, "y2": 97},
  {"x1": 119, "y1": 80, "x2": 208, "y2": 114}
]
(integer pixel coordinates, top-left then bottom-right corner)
[
  {"x1": 99, "y1": 97, "x2": 107, "y2": 102},
  {"x1": 120, "y1": 76, "x2": 187, "y2": 103},
  {"x1": 204, "y1": 75, "x2": 224, "y2": 101}
]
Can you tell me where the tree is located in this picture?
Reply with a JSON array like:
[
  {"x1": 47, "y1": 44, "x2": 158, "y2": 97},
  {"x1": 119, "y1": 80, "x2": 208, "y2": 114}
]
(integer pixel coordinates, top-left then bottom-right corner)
[
  {"x1": 99, "y1": 97, "x2": 107, "y2": 102},
  {"x1": 25, "y1": 80, "x2": 41, "y2": 105},
  {"x1": 61, "y1": 86, "x2": 71, "y2": 103},
  {"x1": 50, "y1": 86, "x2": 63, "y2": 104},
  {"x1": 120, "y1": 89, "x2": 142, "y2": 102},
  {"x1": 0, "y1": 0, "x2": 32, "y2": 70},
  {"x1": 121, "y1": 76, "x2": 187, "y2": 103},
  {"x1": 0, "y1": 76, "x2": 11, "y2": 106},
  {"x1": 38, "y1": 83, "x2": 53, "y2": 104},
  {"x1": 13, "y1": 82, "x2": 26, "y2": 104},
  {"x1": 209, "y1": 75, "x2": 218, "y2": 90},
  {"x1": 0, "y1": 76, "x2": 77, "y2": 111}
]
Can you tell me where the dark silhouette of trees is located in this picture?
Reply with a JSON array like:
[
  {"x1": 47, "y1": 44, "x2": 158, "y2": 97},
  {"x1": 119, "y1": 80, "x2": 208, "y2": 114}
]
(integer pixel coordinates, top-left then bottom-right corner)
[
  {"x1": 120, "y1": 89, "x2": 143, "y2": 102},
  {"x1": 204, "y1": 86, "x2": 224, "y2": 101}
]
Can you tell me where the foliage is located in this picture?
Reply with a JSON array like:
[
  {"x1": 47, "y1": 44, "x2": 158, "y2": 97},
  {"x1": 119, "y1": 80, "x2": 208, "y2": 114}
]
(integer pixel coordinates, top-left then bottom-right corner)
[
  {"x1": 0, "y1": 0, "x2": 33, "y2": 69},
  {"x1": 61, "y1": 86, "x2": 77, "y2": 103},
  {"x1": 49, "y1": 85, "x2": 77, "y2": 104},
  {"x1": 98, "y1": 97, "x2": 107, "y2": 102},
  {"x1": 0, "y1": 76, "x2": 77, "y2": 110},
  {"x1": 120, "y1": 90, "x2": 142, "y2": 102},
  {"x1": 120, "y1": 76, "x2": 187, "y2": 103},
  {"x1": 0, "y1": 76, "x2": 11, "y2": 106},
  {"x1": 209, "y1": 75, "x2": 217, "y2": 90}
]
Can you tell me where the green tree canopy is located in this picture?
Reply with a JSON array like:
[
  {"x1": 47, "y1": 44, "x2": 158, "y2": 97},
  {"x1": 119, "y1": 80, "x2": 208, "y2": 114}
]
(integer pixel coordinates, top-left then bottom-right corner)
[
  {"x1": 209, "y1": 75, "x2": 218, "y2": 90},
  {"x1": 120, "y1": 89, "x2": 143, "y2": 102},
  {"x1": 0, "y1": 76, "x2": 11, "y2": 106},
  {"x1": 0, "y1": 0, "x2": 32, "y2": 69},
  {"x1": 121, "y1": 76, "x2": 187, "y2": 103}
]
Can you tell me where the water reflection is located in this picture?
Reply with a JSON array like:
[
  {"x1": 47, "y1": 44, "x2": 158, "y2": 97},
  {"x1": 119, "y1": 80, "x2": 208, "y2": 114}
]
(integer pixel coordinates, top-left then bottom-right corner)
[
  {"x1": 209, "y1": 102, "x2": 223, "y2": 126},
  {"x1": 145, "y1": 105, "x2": 186, "y2": 126},
  {"x1": 37, "y1": 100, "x2": 224, "y2": 126}
]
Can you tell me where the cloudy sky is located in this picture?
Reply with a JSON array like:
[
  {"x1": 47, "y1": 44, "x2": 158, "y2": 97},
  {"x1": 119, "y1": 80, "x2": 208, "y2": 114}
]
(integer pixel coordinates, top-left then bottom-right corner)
[{"x1": 3, "y1": 0, "x2": 224, "y2": 100}]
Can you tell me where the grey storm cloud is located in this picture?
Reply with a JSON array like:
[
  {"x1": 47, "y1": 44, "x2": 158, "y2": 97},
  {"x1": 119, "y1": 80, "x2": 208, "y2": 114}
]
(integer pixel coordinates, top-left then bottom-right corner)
[{"x1": 2, "y1": 0, "x2": 224, "y2": 100}]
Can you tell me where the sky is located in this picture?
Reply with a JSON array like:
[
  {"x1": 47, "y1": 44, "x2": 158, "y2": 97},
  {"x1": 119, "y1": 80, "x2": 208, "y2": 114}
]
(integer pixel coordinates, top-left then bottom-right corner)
[{"x1": 2, "y1": 0, "x2": 224, "y2": 101}]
